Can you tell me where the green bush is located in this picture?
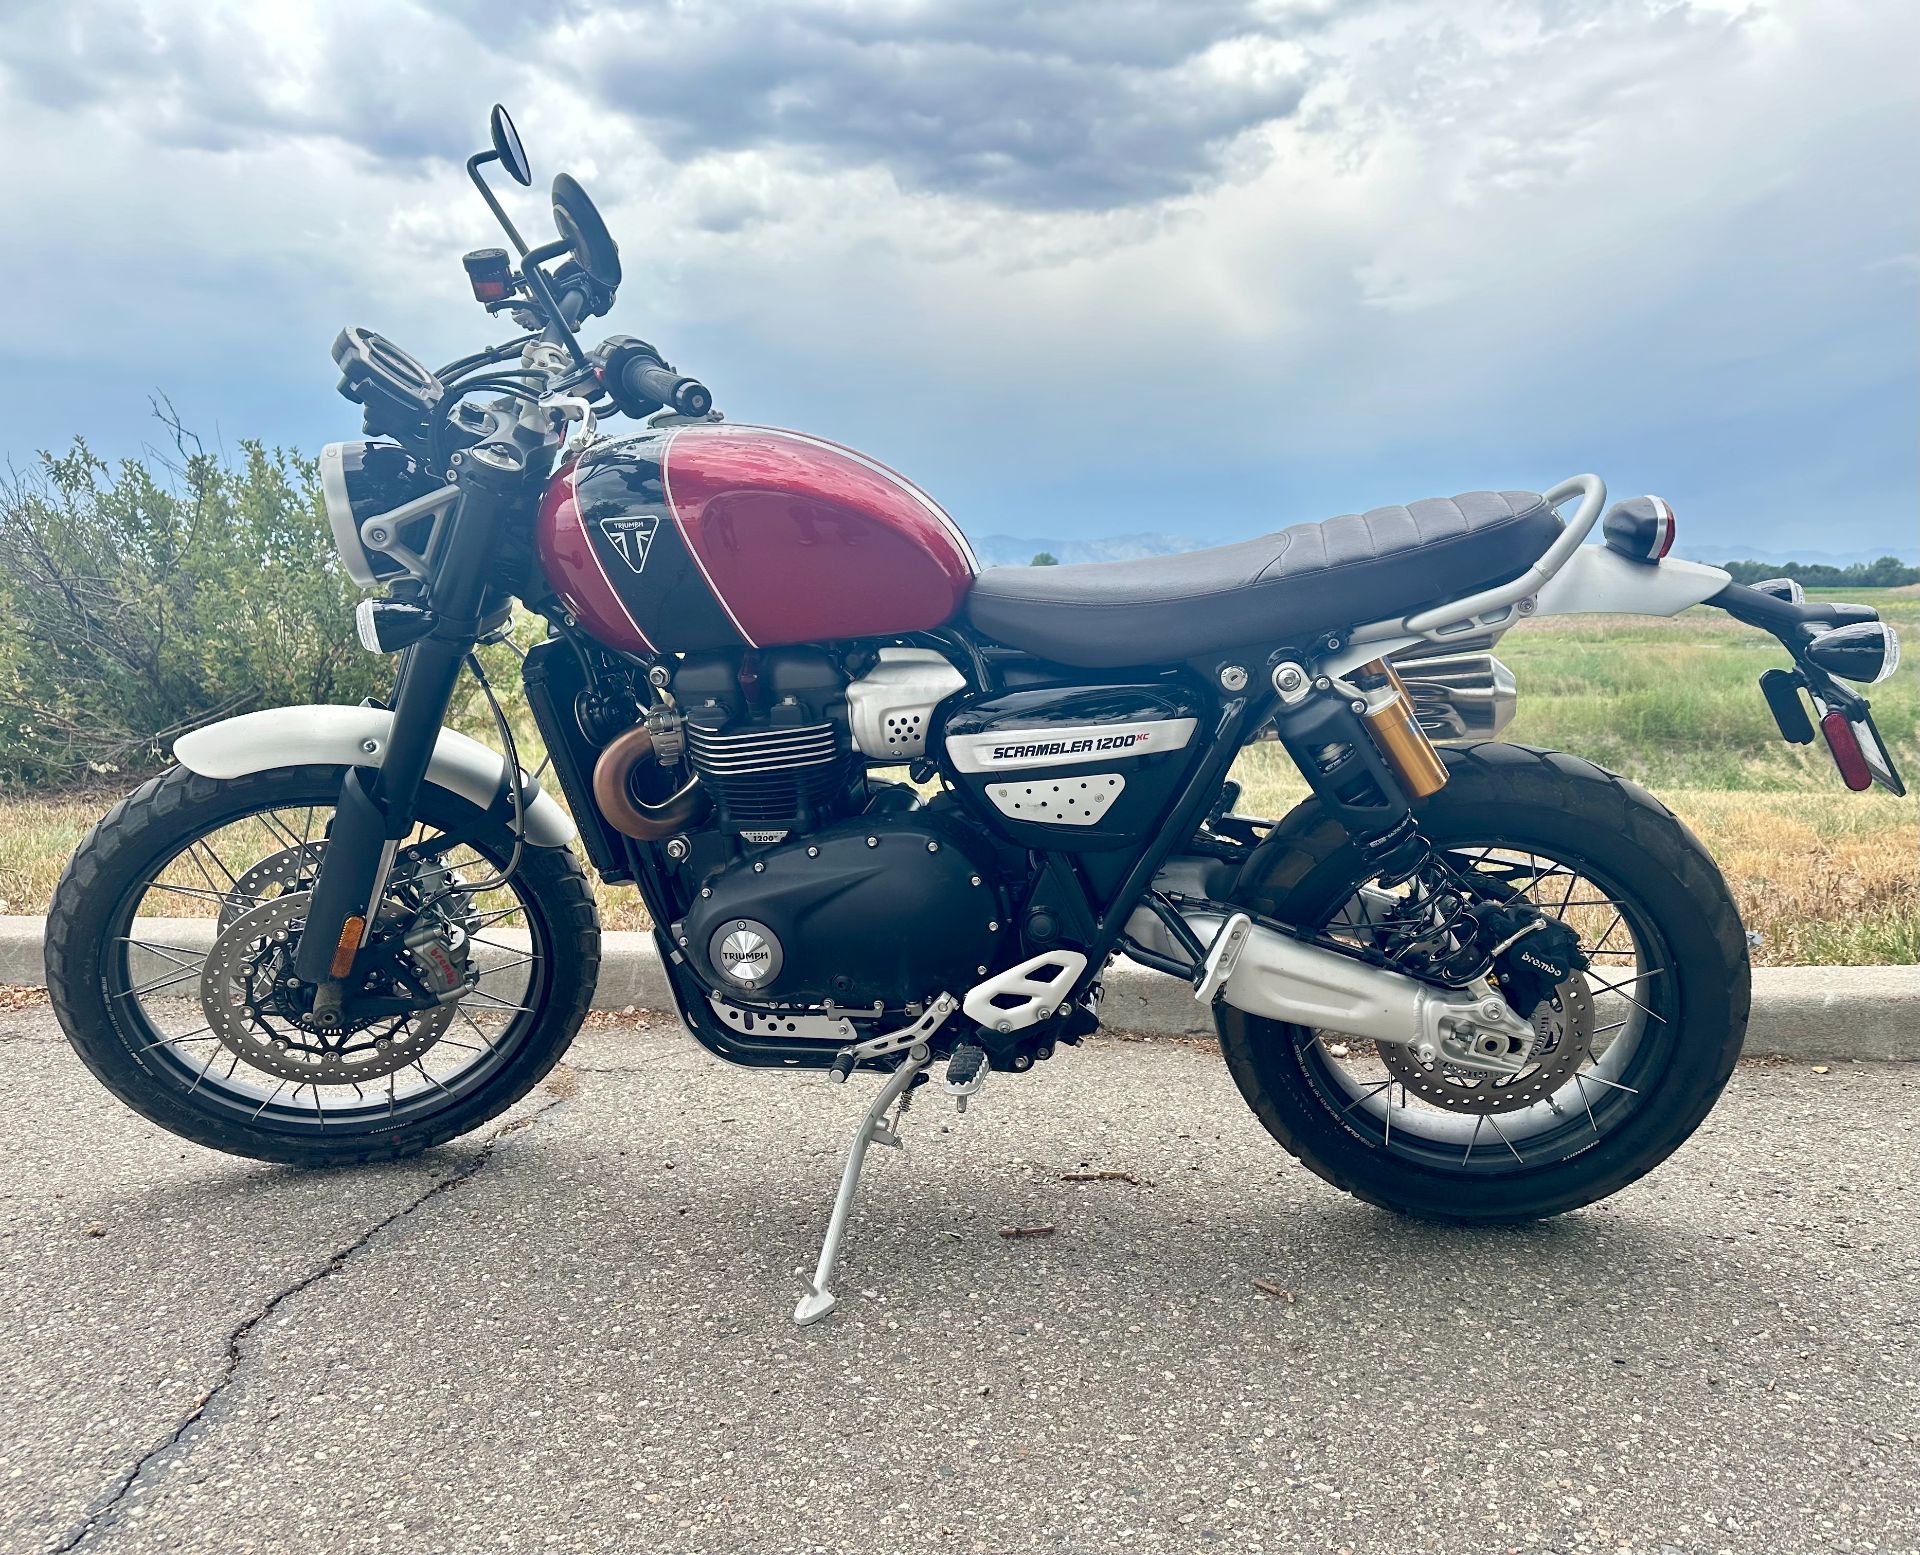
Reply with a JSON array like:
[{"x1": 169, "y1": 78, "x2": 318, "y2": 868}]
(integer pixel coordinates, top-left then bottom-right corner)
[
  {"x1": 1719, "y1": 556, "x2": 1918, "y2": 588},
  {"x1": 0, "y1": 421, "x2": 392, "y2": 788}
]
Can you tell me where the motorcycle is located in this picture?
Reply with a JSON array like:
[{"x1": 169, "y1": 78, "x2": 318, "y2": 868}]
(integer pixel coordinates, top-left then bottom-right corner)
[{"x1": 47, "y1": 108, "x2": 1905, "y2": 1326}]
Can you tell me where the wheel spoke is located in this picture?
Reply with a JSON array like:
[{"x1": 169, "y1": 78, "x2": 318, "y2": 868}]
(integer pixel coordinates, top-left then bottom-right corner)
[
  {"x1": 1484, "y1": 1113, "x2": 1525, "y2": 1163},
  {"x1": 1573, "y1": 1072, "x2": 1601, "y2": 1134},
  {"x1": 148, "y1": 881, "x2": 266, "y2": 909},
  {"x1": 115, "y1": 964, "x2": 204, "y2": 1001},
  {"x1": 114, "y1": 937, "x2": 204, "y2": 969},
  {"x1": 457, "y1": 1007, "x2": 499, "y2": 1052},
  {"x1": 135, "y1": 1025, "x2": 211, "y2": 1054},
  {"x1": 463, "y1": 990, "x2": 534, "y2": 1015}
]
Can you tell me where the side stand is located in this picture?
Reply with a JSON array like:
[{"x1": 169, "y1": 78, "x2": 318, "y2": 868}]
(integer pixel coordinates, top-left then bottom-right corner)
[{"x1": 793, "y1": 1042, "x2": 930, "y2": 1326}]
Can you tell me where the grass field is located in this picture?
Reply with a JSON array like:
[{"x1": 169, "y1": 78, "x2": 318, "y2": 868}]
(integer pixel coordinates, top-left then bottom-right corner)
[{"x1": 1, "y1": 591, "x2": 1913, "y2": 964}]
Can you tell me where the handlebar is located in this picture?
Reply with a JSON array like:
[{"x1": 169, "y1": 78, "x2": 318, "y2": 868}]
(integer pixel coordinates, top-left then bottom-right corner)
[
  {"x1": 554, "y1": 281, "x2": 590, "y2": 329},
  {"x1": 617, "y1": 352, "x2": 713, "y2": 419}
]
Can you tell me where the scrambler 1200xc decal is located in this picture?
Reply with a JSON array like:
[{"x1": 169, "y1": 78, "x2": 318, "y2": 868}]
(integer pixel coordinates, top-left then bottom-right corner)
[{"x1": 943, "y1": 717, "x2": 1199, "y2": 773}]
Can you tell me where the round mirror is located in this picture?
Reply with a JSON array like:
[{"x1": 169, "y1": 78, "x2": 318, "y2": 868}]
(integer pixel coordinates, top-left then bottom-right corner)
[
  {"x1": 489, "y1": 104, "x2": 531, "y2": 187},
  {"x1": 552, "y1": 172, "x2": 622, "y2": 288}
]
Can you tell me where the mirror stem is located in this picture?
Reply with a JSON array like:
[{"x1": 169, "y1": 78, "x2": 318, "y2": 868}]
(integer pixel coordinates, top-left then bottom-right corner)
[
  {"x1": 466, "y1": 152, "x2": 532, "y2": 259},
  {"x1": 466, "y1": 153, "x2": 588, "y2": 371}
]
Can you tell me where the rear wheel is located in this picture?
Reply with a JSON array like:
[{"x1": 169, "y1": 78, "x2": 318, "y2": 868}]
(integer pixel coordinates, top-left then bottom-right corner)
[
  {"x1": 1219, "y1": 743, "x2": 1749, "y2": 1223},
  {"x1": 46, "y1": 764, "x2": 600, "y2": 1166}
]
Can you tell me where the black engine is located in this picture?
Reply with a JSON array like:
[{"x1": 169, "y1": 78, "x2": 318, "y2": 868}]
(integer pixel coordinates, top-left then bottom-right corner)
[
  {"x1": 675, "y1": 813, "x2": 1003, "y2": 1009},
  {"x1": 658, "y1": 647, "x2": 1010, "y2": 1014},
  {"x1": 673, "y1": 648, "x2": 852, "y2": 838}
]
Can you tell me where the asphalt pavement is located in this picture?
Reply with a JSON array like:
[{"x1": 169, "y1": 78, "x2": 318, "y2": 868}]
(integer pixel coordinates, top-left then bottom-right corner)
[{"x1": 0, "y1": 999, "x2": 1914, "y2": 1555}]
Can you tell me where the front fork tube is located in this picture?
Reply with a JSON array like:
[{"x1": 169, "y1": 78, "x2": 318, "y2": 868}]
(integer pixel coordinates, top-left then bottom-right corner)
[
  {"x1": 290, "y1": 453, "x2": 520, "y2": 985},
  {"x1": 289, "y1": 635, "x2": 473, "y2": 984}
]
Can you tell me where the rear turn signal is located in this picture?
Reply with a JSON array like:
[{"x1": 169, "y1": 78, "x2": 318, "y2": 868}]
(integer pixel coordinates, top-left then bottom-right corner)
[
  {"x1": 1820, "y1": 710, "x2": 1873, "y2": 792},
  {"x1": 1804, "y1": 621, "x2": 1900, "y2": 686},
  {"x1": 1601, "y1": 496, "x2": 1676, "y2": 563},
  {"x1": 1752, "y1": 576, "x2": 1806, "y2": 604}
]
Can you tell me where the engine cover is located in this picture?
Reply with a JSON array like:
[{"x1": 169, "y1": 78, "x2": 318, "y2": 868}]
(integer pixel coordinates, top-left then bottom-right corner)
[{"x1": 677, "y1": 815, "x2": 1002, "y2": 1008}]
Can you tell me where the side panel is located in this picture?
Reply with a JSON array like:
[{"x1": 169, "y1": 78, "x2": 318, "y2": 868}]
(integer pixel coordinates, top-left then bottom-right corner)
[
  {"x1": 937, "y1": 680, "x2": 1209, "y2": 853},
  {"x1": 172, "y1": 705, "x2": 577, "y2": 848}
]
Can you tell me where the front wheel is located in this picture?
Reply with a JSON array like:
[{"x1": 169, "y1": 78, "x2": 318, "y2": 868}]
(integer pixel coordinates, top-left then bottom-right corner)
[
  {"x1": 1220, "y1": 743, "x2": 1750, "y2": 1223},
  {"x1": 46, "y1": 763, "x2": 600, "y2": 1166}
]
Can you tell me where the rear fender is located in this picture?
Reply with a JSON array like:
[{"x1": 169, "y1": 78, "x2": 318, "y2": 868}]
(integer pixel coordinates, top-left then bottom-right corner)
[
  {"x1": 1530, "y1": 546, "x2": 1730, "y2": 618},
  {"x1": 172, "y1": 705, "x2": 577, "y2": 849},
  {"x1": 1323, "y1": 547, "x2": 1734, "y2": 678}
]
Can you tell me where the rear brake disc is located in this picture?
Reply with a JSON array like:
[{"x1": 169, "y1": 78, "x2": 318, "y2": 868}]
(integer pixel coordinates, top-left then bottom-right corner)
[{"x1": 1377, "y1": 974, "x2": 1595, "y2": 1114}]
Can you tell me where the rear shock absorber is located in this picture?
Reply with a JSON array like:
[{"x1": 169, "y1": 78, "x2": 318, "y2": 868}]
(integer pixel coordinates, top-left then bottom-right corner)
[
  {"x1": 1352, "y1": 659, "x2": 1449, "y2": 800},
  {"x1": 1268, "y1": 660, "x2": 1437, "y2": 886}
]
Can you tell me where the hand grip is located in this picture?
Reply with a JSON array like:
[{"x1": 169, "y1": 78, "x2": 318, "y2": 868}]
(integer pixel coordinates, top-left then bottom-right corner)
[{"x1": 619, "y1": 354, "x2": 712, "y2": 418}]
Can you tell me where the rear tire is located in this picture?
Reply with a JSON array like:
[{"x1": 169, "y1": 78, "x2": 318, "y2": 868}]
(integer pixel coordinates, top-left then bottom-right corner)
[
  {"x1": 1220, "y1": 743, "x2": 1749, "y2": 1223},
  {"x1": 46, "y1": 764, "x2": 600, "y2": 1167}
]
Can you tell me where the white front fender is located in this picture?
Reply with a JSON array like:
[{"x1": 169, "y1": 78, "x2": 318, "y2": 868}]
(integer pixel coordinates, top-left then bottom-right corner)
[{"x1": 173, "y1": 705, "x2": 577, "y2": 849}]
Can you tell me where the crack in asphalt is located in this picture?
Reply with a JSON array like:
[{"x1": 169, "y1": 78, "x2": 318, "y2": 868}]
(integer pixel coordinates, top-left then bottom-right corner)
[{"x1": 45, "y1": 1090, "x2": 570, "y2": 1554}]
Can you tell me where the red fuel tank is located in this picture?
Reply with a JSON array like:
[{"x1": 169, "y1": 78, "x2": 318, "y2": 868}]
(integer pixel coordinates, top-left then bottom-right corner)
[{"x1": 536, "y1": 425, "x2": 976, "y2": 654}]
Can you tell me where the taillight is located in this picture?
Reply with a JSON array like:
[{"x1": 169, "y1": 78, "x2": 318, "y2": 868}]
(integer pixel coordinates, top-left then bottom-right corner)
[
  {"x1": 1601, "y1": 495, "x2": 1676, "y2": 563},
  {"x1": 1820, "y1": 709, "x2": 1873, "y2": 792}
]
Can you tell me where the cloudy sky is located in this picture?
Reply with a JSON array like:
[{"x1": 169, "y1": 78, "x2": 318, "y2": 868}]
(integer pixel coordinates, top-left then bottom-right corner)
[{"x1": 3, "y1": 0, "x2": 1914, "y2": 558}]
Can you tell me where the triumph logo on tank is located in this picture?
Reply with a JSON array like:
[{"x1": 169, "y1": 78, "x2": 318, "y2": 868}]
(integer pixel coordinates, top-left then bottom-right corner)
[{"x1": 597, "y1": 514, "x2": 660, "y2": 573}]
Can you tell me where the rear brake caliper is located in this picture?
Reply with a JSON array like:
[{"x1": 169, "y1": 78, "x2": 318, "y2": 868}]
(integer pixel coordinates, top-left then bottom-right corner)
[{"x1": 1487, "y1": 910, "x2": 1588, "y2": 1019}]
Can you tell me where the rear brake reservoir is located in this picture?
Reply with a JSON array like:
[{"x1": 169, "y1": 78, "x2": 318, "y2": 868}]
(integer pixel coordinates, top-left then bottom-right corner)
[{"x1": 1355, "y1": 659, "x2": 1449, "y2": 800}]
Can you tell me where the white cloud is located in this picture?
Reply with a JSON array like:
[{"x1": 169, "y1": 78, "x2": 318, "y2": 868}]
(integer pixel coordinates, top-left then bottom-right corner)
[{"x1": 1, "y1": 0, "x2": 1913, "y2": 551}]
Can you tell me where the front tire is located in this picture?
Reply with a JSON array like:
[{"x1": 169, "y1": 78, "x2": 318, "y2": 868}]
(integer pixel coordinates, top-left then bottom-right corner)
[
  {"x1": 46, "y1": 764, "x2": 600, "y2": 1167},
  {"x1": 1220, "y1": 743, "x2": 1750, "y2": 1223}
]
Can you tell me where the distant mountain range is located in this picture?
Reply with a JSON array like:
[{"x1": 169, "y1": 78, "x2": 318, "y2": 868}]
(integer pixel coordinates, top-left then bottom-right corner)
[
  {"x1": 970, "y1": 531, "x2": 1918, "y2": 569},
  {"x1": 969, "y1": 532, "x2": 1200, "y2": 568}
]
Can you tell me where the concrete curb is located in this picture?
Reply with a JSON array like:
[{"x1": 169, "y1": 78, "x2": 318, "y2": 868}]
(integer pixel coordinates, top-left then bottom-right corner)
[{"x1": 4, "y1": 915, "x2": 1913, "y2": 1061}]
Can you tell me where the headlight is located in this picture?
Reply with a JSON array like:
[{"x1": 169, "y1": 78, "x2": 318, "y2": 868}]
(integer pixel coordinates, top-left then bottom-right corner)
[{"x1": 319, "y1": 441, "x2": 446, "y2": 587}]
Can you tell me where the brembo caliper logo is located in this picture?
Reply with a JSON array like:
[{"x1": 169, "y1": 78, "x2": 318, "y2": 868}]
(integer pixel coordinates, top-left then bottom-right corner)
[{"x1": 989, "y1": 731, "x2": 1153, "y2": 762}]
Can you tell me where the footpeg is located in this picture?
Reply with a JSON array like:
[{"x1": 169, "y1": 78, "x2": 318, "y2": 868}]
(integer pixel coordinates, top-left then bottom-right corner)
[
  {"x1": 1193, "y1": 912, "x2": 1252, "y2": 1004},
  {"x1": 943, "y1": 1043, "x2": 989, "y2": 1112}
]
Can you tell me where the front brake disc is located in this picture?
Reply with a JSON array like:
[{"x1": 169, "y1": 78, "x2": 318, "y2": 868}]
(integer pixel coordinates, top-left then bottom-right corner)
[
  {"x1": 1377, "y1": 974, "x2": 1595, "y2": 1114},
  {"x1": 200, "y1": 891, "x2": 462, "y2": 1084},
  {"x1": 217, "y1": 843, "x2": 327, "y2": 932}
]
